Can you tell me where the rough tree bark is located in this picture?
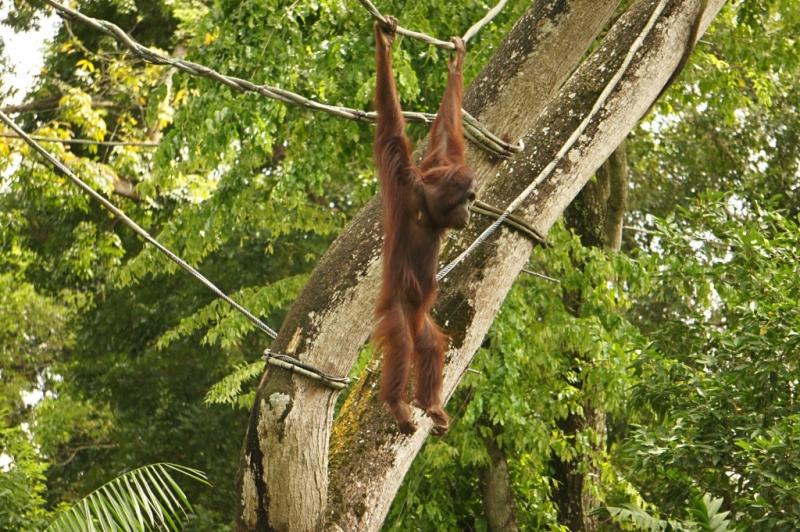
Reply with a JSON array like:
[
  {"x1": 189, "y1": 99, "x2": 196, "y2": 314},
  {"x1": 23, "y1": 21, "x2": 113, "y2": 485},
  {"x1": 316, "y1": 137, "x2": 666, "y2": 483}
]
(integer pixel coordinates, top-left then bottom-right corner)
[
  {"x1": 234, "y1": 1, "x2": 724, "y2": 530},
  {"x1": 551, "y1": 404, "x2": 606, "y2": 532},
  {"x1": 603, "y1": 145, "x2": 630, "y2": 252},
  {"x1": 482, "y1": 426, "x2": 519, "y2": 532}
]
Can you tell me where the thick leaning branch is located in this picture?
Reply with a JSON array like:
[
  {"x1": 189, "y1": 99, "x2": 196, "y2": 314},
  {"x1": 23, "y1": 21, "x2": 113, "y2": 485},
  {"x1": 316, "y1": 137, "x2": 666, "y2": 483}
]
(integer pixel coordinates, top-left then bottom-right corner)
[
  {"x1": 234, "y1": 1, "x2": 625, "y2": 531},
  {"x1": 0, "y1": 96, "x2": 124, "y2": 114},
  {"x1": 40, "y1": 0, "x2": 519, "y2": 157},
  {"x1": 326, "y1": 0, "x2": 725, "y2": 529},
  {"x1": 437, "y1": 0, "x2": 671, "y2": 280}
]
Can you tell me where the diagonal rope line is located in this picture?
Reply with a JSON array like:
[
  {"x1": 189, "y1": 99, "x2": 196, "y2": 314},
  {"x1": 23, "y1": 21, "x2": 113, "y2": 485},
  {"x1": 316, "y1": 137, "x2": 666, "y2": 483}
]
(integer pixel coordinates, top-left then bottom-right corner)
[
  {"x1": 360, "y1": 0, "x2": 509, "y2": 48},
  {"x1": 0, "y1": 110, "x2": 279, "y2": 339},
  {"x1": 462, "y1": 0, "x2": 510, "y2": 44},
  {"x1": 437, "y1": 0, "x2": 672, "y2": 281},
  {"x1": 0, "y1": 133, "x2": 159, "y2": 147},
  {"x1": 40, "y1": 0, "x2": 520, "y2": 157}
]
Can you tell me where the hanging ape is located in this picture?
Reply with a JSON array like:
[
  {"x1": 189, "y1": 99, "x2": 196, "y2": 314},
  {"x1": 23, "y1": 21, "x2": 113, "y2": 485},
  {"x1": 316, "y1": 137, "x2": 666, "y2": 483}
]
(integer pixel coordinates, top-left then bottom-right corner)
[{"x1": 372, "y1": 17, "x2": 477, "y2": 436}]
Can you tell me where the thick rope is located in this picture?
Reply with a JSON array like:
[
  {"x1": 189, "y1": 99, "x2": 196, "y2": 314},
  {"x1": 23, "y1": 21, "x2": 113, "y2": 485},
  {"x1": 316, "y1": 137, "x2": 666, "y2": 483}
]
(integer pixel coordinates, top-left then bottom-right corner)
[
  {"x1": 40, "y1": 0, "x2": 520, "y2": 157},
  {"x1": 360, "y1": 0, "x2": 510, "y2": 48},
  {"x1": 360, "y1": 0, "x2": 521, "y2": 157},
  {"x1": 470, "y1": 200, "x2": 548, "y2": 245},
  {"x1": 0, "y1": 133, "x2": 159, "y2": 147},
  {"x1": 263, "y1": 350, "x2": 350, "y2": 389},
  {"x1": 0, "y1": 110, "x2": 279, "y2": 339},
  {"x1": 437, "y1": 0, "x2": 672, "y2": 281},
  {"x1": 358, "y1": 0, "x2": 453, "y2": 49}
]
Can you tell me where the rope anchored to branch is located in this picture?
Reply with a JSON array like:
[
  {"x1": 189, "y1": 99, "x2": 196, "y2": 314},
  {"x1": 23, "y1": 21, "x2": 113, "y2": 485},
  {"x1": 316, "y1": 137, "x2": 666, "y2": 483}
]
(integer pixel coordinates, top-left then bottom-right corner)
[
  {"x1": 0, "y1": 110, "x2": 279, "y2": 339},
  {"x1": 40, "y1": 0, "x2": 520, "y2": 158},
  {"x1": 438, "y1": 0, "x2": 672, "y2": 281},
  {"x1": 0, "y1": 113, "x2": 353, "y2": 387},
  {"x1": 469, "y1": 200, "x2": 548, "y2": 246},
  {"x1": 263, "y1": 350, "x2": 350, "y2": 390}
]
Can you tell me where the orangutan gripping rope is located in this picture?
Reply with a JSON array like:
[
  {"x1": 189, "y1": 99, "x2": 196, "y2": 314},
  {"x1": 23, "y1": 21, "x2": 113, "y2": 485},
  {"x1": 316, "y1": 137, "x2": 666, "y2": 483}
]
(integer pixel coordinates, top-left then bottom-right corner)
[{"x1": 372, "y1": 17, "x2": 476, "y2": 436}]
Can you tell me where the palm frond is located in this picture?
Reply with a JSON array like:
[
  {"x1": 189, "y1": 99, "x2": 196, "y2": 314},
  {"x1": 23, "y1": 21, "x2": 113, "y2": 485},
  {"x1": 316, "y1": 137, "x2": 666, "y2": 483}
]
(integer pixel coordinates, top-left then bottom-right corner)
[{"x1": 46, "y1": 463, "x2": 209, "y2": 532}]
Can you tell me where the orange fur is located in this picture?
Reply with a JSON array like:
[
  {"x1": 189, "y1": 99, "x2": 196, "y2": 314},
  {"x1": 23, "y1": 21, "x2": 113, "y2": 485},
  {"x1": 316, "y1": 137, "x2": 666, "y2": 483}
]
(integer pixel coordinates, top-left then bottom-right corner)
[{"x1": 372, "y1": 19, "x2": 476, "y2": 435}]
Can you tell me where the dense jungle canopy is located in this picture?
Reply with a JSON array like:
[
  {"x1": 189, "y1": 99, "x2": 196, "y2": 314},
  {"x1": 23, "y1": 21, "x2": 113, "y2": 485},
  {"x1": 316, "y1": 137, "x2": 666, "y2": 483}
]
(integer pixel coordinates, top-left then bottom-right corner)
[{"x1": 1, "y1": 0, "x2": 800, "y2": 530}]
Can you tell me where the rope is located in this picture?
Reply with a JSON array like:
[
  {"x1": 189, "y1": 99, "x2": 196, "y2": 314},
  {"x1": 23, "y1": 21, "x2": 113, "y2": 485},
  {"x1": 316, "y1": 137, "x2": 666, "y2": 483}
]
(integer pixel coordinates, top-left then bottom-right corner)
[
  {"x1": 40, "y1": 0, "x2": 520, "y2": 158},
  {"x1": 360, "y1": 0, "x2": 509, "y2": 48},
  {"x1": 0, "y1": 110, "x2": 279, "y2": 339},
  {"x1": 360, "y1": 0, "x2": 521, "y2": 157},
  {"x1": 437, "y1": 0, "x2": 671, "y2": 281},
  {"x1": 470, "y1": 200, "x2": 548, "y2": 245},
  {"x1": 521, "y1": 269, "x2": 559, "y2": 284},
  {"x1": 0, "y1": 133, "x2": 159, "y2": 147},
  {"x1": 359, "y1": 0, "x2": 453, "y2": 49},
  {"x1": 461, "y1": 110, "x2": 521, "y2": 158},
  {"x1": 263, "y1": 350, "x2": 350, "y2": 389},
  {"x1": 463, "y1": 0, "x2": 510, "y2": 44}
]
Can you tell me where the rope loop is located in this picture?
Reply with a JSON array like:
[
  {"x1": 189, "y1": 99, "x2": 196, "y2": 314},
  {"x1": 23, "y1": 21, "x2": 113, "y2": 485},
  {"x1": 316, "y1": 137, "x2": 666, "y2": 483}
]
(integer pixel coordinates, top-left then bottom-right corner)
[{"x1": 263, "y1": 350, "x2": 350, "y2": 390}]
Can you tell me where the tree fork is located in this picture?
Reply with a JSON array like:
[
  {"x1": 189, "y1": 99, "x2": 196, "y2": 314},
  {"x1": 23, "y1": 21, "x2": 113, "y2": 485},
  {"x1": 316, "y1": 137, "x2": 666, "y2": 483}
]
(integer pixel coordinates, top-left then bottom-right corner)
[
  {"x1": 326, "y1": 0, "x2": 723, "y2": 529},
  {"x1": 235, "y1": 0, "x2": 724, "y2": 530},
  {"x1": 235, "y1": 2, "x2": 620, "y2": 529}
]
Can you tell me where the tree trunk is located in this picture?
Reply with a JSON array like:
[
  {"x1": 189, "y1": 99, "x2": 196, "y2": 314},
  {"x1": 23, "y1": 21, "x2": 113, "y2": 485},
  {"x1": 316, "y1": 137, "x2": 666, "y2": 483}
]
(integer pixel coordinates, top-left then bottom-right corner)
[
  {"x1": 235, "y1": 1, "x2": 724, "y2": 530},
  {"x1": 603, "y1": 145, "x2": 630, "y2": 252},
  {"x1": 552, "y1": 167, "x2": 608, "y2": 532},
  {"x1": 551, "y1": 404, "x2": 606, "y2": 532},
  {"x1": 483, "y1": 428, "x2": 519, "y2": 532},
  {"x1": 552, "y1": 142, "x2": 629, "y2": 531}
]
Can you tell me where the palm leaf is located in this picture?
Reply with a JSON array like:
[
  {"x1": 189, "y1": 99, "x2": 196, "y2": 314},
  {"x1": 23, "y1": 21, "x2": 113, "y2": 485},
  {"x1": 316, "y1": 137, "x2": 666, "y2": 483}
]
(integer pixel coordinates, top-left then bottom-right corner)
[{"x1": 46, "y1": 463, "x2": 209, "y2": 532}]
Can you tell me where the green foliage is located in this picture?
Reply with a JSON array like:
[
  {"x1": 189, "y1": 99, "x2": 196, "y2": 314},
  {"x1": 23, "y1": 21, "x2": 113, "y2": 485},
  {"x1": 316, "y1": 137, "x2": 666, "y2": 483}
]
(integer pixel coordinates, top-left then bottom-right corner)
[
  {"x1": 599, "y1": 504, "x2": 689, "y2": 532},
  {"x1": 33, "y1": 394, "x2": 115, "y2": 465},
  {"x1": 156, "y1": 274, "x2": 308, "y2": 349},
  {"x1": 626, "y1": 195, "x2": 800, "y2": 530},
  {"x1": 0, "y1": 274, "x2": 75, "y2": 418},
  {"x1": 597, "y1": 493, "x2": 729, "y2": 532},
  {"x1": 205, "y1": 361, "x2": 264, "y2": 409},
  {"x1": 384, "y1": 222, "x2": 648, "y2": 530},
  {"x1": 0, "y1": 416, "x2": 52, "y2": 532},
  {"x1": 631, "y1": 0, "x2": 800, "y2": 219},
  {"x1": 689, "y1": 494, "x2": 731, "y2": 532},
  {"x1": 3, "y1": 1, "x2": 526, "y2": 528},
  {"x1": 1, "y1": 0, "x2": 797, "y2": 528},
  {"x1": 46, "y1": 463, "x2": 208, "y2": 532}
]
